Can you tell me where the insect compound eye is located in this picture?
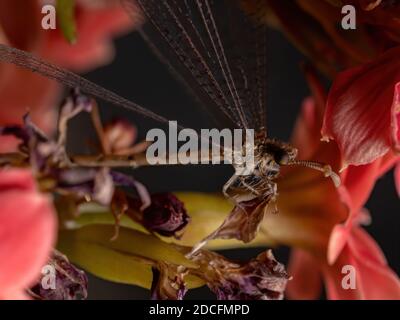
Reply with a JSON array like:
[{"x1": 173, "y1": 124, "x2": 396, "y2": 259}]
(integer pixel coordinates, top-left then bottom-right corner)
[
  {"x1": 274, "y1": 147, "x2": 297, "y2": 165},
  {"x1": 271, "y1": 150, "x2": 287, "y2": 165},
  {"x1": 278, "y1": 154, "x2": 290, "y2": 165}
]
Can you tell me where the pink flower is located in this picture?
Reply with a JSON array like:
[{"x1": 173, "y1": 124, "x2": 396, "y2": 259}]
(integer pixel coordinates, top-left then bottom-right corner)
[
  {"x1": 264, "y1": 71, "x2": 400, "y2": 299},
  {"x1": 0, "y1": 0, "x2": 140, "y2": 144},
  {"x1": 321, "y1": 44, "x2": 400, "y2": 195},
  {"x1": 321, "y1": 46, "x2": 400, "y2": 169},
  {"x1": 289, "y1": 205, "x2": 400, "y2": 299},
  {"x1": 0, "y1": 169, "x2": 56, "y2": 300}
]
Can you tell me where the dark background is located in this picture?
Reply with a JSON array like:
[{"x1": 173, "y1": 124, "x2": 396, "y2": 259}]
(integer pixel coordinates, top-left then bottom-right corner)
[{"x1": 71, "y1": 27, "x2": 399, "y2": 299}]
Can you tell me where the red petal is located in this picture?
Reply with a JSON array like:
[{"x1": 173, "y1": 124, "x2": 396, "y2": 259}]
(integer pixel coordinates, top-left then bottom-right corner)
[
  {"x1": 324, "y1": 227, "x2": 400, "y2": 300},
  {"x1": 0, "y1": 170, "x2": 56, "y2": 299},
  {"x1": 0, "y1": 64, "x2": 60, "y2": 132},
  {"x1": 358, "y1": 0, "x2": 383, "y2": 11},
  {"x1": 349, "y1": 228, "x2": 400, "y2": 299},
  {"x1": 349, "y1": 227, "x2": 387, "y2": 266},
  {"x1": 391, "y1": 83, "x2": 400, "y2": 150},
  {"x1": 322, "y1": 250, "x2": 361, "y2": 300},
  {"x1": 286, "y1": 249, "x2": 322, "y2": 300},
  {"x1": 0, "y1": 169, "x2": 36, "y2": 191},
  {"x1": 0, "y1": 0, "x2": 42, "y2": 51},
  {"x1": 291, "y1": 97, "x2": 321, "y2": 159},
  {"x1": 322, "y1": 46, "x2": 400, "y2": 167},
  {"x1": 341, "y1": 162, "x2": 383, "y2": 212},
  {"x1": 0, "y1": 136, "x2": 22, "y2": 153},
  {"x1": 0, "y1": 1, "x2": 139, "y2": 141},
  {"x1": 1, "y1": 290, "x2": 29, "y2": 300},
  {"x1": 339, "y1": 150, "x2": 399, "y2": 213},
  {"x1": 327, "y1": 224, "x2": 349, "y2": 265}
]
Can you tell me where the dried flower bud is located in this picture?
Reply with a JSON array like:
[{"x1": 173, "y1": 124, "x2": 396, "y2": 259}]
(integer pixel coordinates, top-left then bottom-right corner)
[
  {"x1": 0, "y1": 90, "x2": 93, "y2": 172},
  {"x1": 104, "y1": 119, "x2": 137, "y2": 153},
  {"x1": 29, "y1": 250, "x2": 88, "y2": 300},
  {"x1": 150, "y1": 262, "x2": 187, "y2": 300},
  {"x1": 61, "y1": 88, "x2": 93, "y2": 118},
  {"x1": 139, "y1": 193, "x2": 190, "y2": 237},
  {"x1": 190, "y1": 249, "x2": 289, "y2": 300}
]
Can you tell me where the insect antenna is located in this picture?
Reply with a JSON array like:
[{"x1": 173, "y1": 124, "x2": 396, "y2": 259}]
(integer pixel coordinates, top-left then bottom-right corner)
[{"x1": 287, "y1": 160, "x2": 341, "y2": 187}]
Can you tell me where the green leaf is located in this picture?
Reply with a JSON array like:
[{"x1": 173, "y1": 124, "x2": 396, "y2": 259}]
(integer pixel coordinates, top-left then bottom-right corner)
[
  {"x1": 75, "y1": 203, "x2": 147, "y2": 232},
  {"x1": 56, "y1": 0, "x2": 77, "y2": 43},
  {"x1": 58, "y1": 224, "x2": 204, "y2": 289}
]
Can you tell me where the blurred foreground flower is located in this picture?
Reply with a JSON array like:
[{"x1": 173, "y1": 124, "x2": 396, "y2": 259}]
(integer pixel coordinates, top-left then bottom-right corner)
[
  {"x1": 0, "y1": 0, "x2": 140, "y2": 148},
  {"x1": 0, "y1": 169, "x2": 56, "y2": 299}
]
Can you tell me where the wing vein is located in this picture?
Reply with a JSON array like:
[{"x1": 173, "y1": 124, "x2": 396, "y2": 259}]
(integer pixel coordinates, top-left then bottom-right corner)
[{"x1": 0, "y1": 44, "x2": 170, "y2": 125}]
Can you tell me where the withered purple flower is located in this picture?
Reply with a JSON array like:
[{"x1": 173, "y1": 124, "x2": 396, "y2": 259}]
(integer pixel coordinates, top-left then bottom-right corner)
[
  {"x1": 131, "y1": 193, "x2": 190, "y2": 238},
  {"x1": 150, "y1": 262, "x2": 188, "y2": 300},
  {"x1": 59, "y1": 88, "x2": 93, "y2": 121},
  {"x1": 57, "y1": 168, "x2": 115, "y2": 206},
  {"x1": 0, "y1": 89, "x2": 91, "y2": 172},
  {"x1": 110, "y1": 192, "x2": 190, "y2": 239},
  {"x1": 0, "y1": 114, "x2": 56, "y2": 172},
  {"x1": 29, "y1": 250, "x2": 88, "y2": 300},
  {"x1": 0, "y1": 90, "x2": 118, "y2": 207},
  {"x1": 148, "y1": 248, "x2": 289, "y2": 300},
  {"x1": 118, "y1": 192, "x2": 190, "y2": 238},
  {"x1": 190, "y1": 250, "x2": 289, "y2": 300}
]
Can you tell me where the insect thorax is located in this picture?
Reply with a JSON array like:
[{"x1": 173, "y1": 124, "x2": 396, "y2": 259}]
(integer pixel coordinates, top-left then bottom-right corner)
[{"x1": 253, "y1": 138, "x2": 298, "y2": 179}]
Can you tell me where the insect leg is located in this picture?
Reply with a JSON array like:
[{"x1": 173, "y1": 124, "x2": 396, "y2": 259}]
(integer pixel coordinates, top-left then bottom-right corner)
[
  {"x1": 266, "y1": 182, "x2": 279, "y2": 214},
  {"x1": 240, "y1": 179, "x2": 261, "y2": 196},
  {"x1": 222, "y1": 174, "x2": 240, "y2": 199},
  {"x1": 89, "y1": 99, "x2": 110, "y2": 155}
]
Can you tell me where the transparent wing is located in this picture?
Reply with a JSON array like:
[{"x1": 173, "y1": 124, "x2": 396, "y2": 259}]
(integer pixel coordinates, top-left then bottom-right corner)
[
  {"x1": 129, "y1": 0, "x2": 268, "y2": 132},
  {"x1": 0, "y1": 43, "x2": 226, "y2": 160},
  {"x1": 0, "y1": 44, "x2": 171, "y2": 126}
]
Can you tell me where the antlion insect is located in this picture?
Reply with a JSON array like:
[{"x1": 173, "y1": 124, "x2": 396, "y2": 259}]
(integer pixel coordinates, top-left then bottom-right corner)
[{"x1": 0, "y1": 0, "x2": 339, "y2": 252}]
